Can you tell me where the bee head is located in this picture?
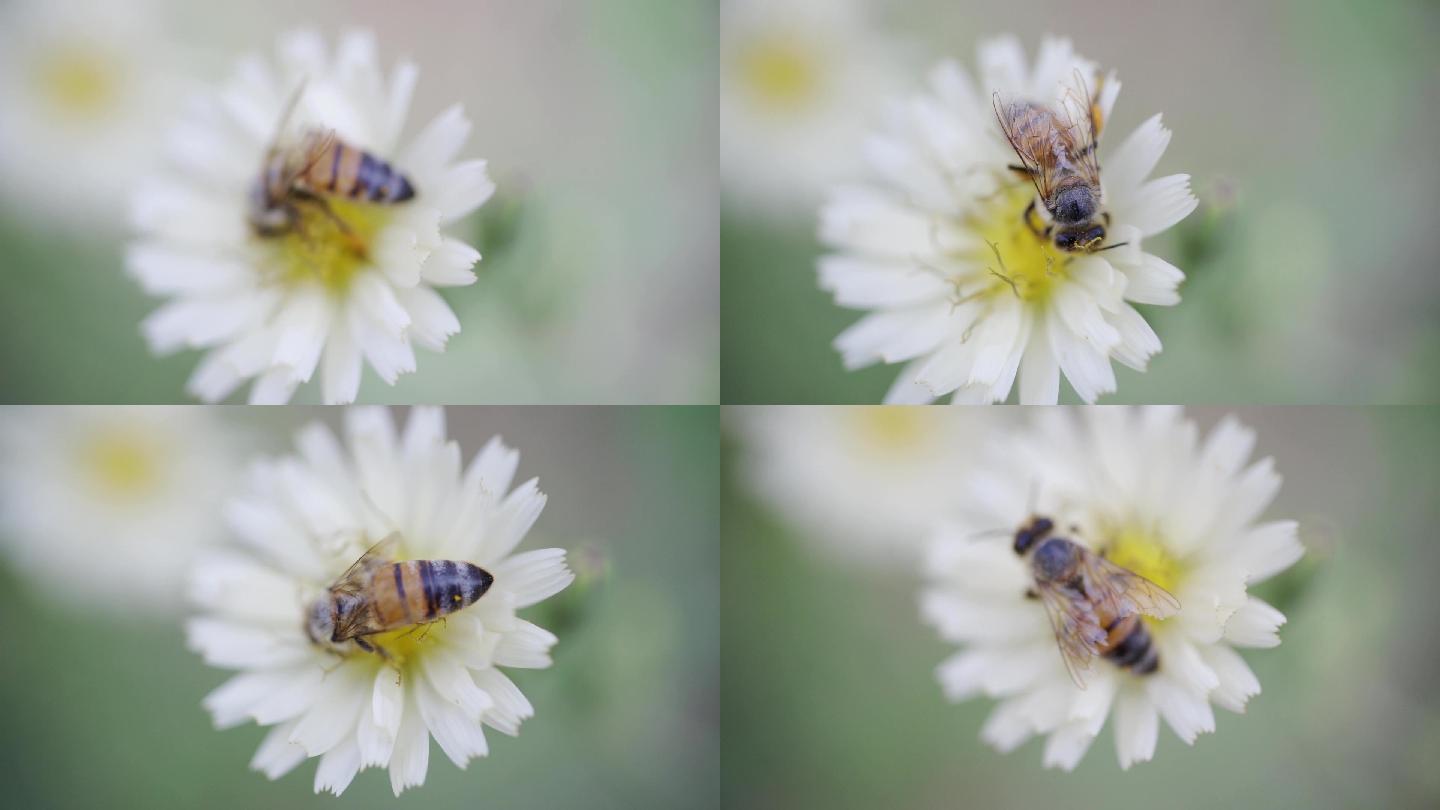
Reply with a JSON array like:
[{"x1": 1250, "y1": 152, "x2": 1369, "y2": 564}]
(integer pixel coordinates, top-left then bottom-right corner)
[
  {"x1": 1050, "y1": 186, "x2": 1096, "y2": 225},
  {"x1": 1013, "y1": 516, "x2": 1054, "y2": 555},
  {"x1": 304, "y1": 599, "x2": 336, "y2": 645},
  {"x1": 1054, "y1": 223, "x2": 1106, "y2": 253},
  {"x1": 1031, "y1": 536, "x2": 1078, "y2": 582}
]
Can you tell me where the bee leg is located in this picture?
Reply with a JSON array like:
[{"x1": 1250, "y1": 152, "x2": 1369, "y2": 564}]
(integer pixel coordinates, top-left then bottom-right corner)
[
  {"x1": 306, "y1": 196, "x2": 368, "y2": 258},
  {"x1": 1024, "y1": 588, "x2": 1039, "y2": 600},
  {"x1": 1008, "y1": 163, "x2": 1034, "y2": 178},
  {"x1": 1022, "y1": 199, "x2": 1048, "y2": 240}
]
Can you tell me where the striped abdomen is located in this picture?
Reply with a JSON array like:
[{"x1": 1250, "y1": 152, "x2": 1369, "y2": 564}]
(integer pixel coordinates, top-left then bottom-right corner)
[
  {"x1": 1100, "y1": 613, "x2": 1159, "y2": 675},
  {"x1": 297, "y1": 131, "x2": 415, "y2": 203},
  {"x1": 367, "y1": 559, "x2": 493, "y2": 632}
]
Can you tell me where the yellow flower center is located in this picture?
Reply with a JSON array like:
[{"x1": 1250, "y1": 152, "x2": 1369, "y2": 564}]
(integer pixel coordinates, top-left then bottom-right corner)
[
  {"x1": 735, "y1": 37, "x2": 821, "y2": 111},
  {"x1": 966, "y1": 185, "x2": 1069, "y2": 305},
  {"x1": 80, "y1": 429, "x2": 161, "y2": 500},
  {"x1": 34, "y1": 45, "x2": 120, "y2": 118},
  {"x1": 846, "y1": 407, "x2": 928, "y2": 456},
  {"x1": 1101, "y1": 525, "x2": 1180, "y2": 595},
  {"x1": 269, "y1": 198, "x2": 388, "y2": 294}
]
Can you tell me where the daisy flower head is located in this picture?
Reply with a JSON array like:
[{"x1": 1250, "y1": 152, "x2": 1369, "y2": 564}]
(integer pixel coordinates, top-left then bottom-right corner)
[
  {"x1": 128, "y1": 29, "x2": 495, "y2": 404},
  {"x1": 0, "y1": 0, "x2": 179, "y2": 227},
  {"x1": 921, "y1": 407, "x2": 1303, "y2": 770},
  {"x1": 721, "y1": 0, "x2": 907, "y2": 212},
  {"x1": 731, "y1": 406, "x2": 988, "y2": 569},
  {"x1": 188, "y1": 407, "x2": 574, "y2": 795},
  {"x1": 0, "y1": 406, "x2": 236, "y2": 613},
  {"x1": 820, "y1": 36, "x2": 1198, "y2": 403}
]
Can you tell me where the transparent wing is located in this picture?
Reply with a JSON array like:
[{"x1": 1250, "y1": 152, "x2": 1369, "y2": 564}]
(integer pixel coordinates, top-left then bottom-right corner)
[
  {"x1": 1055, "y1": 70, "x2": 1103, "y2": 189},
  {"x1": 284, "y1": 127, "x2": 338, "y2": 186},
  {"x1": 328, "y1": 532, "x2": 401, "y2": 594},
  {"x1": 992, "y1": 92, "x2": 1058, "y2": 202},
  {"x1": 1078, "y1": 551, "x2": 1182, "y2": 621},
  {"x1": 1035, "y1": 581, "x2": 1108, "y2": 690}
]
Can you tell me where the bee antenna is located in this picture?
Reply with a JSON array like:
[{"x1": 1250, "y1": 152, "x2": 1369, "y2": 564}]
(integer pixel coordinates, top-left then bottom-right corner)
[{"x1": 963, "y1": 526, "x2": 1015, "y2": 543}]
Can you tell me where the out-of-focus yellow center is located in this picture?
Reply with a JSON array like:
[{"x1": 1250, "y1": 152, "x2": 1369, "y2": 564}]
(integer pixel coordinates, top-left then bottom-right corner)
[
  {"x1": 34, "y1": 46, "x2": 119, "y2": 118},
  {"x1": 736, "y1": 37, "x2": 821, "y2": 111},
  {"x1": 969, "y1": 185, "x2": 1068, "y2": 305},
  {"x1": 272, "y1": 199, "x2": 387, "y2": 293},
  {"x1": 1103, "y1": 525, "x2": 1180, "y2": 595},
  {"x1": 81, "y1": 430, "x2": 160, "y2": 500},
  {"x1": 847, "y1": 407, "x2": 930, "y2": 457}
]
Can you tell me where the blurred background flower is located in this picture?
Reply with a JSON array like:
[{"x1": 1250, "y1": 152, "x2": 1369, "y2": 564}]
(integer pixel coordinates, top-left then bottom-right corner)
[
  {"x1": 723, "y1": 405, "x2": 1440, "y2": 808},
  {"x1": 0, "y1": 405, "x2": 718, "y2": 807},
  {"x1": 720, "y1": 0, "x2": 909, "y2": 216},
  {"x1": 0, "y1": 406, "x2": 240, "y2": 613},
  {"x1": 0, "y1": 0, "x2": 184, "y2": 231},
  {"x1": 723, "y1": 0, "x2": 1440, "y2": 404},
  {"x1": 0, "y1": 0, "x2": 717, "y2": 404},
  {"x1": 727, "y1": 406, "x2": 1005, "y2": 570}
]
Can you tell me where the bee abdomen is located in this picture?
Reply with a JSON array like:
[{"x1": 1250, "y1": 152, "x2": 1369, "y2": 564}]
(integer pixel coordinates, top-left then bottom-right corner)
[
  {"x1": 352, "y1": 151, "x2": 415, "y2": 202},
  {"x1": 1102, "y1": 615, "x2": 1160, "y2": 675},
  {"x1": 416, "y1": 559, "x2": 493, "y2": 620}
]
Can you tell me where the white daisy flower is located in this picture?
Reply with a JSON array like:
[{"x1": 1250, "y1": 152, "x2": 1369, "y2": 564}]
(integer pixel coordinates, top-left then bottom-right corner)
[
  {"x1": 0, "y1": 0, "x2": 180, "y2": 228},
  {"x1": 921, "y1": 407, "x2": 1303, "y2": 769},
  {"x1": 820, "y1": 36, "x2": 1198, "y2": 403},
  {"x1": 730, "y1": 406, "x2": 989, "y2": 569},
  {"x1": 721, "y1": 0, "x2": 907, "y2": 212},
  {"x1": 187, "y1": 406, "x2": 573, "y2": 796},
  {"x1": 128, "y1": 29, "x2": 495, "y2": 404},
  {"x1": 0, "y1": 406, "x2": 236, "y2": 613}
]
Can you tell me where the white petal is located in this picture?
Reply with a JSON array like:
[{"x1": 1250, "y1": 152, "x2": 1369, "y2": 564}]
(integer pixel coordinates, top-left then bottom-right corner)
[
  {"x1": 398, "y1": 104, "x2": 472, "y2": 180},
  {"x1": 1108, "y1": 304, "x2": 1162, "y2": 372},
  {"x1": 1103, "y1": 115, "x2": 1171, "y2": 195},
  {"x1": 818, "y1": 255, "x2": 951, "y2": 309},
  {"x1": 834, "y1": 305, "x2": 952, "y2": 370},
  {"x1": 419, "y1": 648, "x2": 494, "y2": 720},
  {"x1": 250, "y1": 720, "x2": 307, "y2": 780},
  {"x1": 493, "y1": 548, "x2": 573, "y2": 608},
  {"x1": 1230, "y1": 520, "x2": 1304, "y2": 584},
  {"x1": 429, "y1": 160, "x2": 495, "y2": 224},
  {"x1": 416, "y1": 679, "x2": 489, "y2": 769},
  {"x1": 1113, "y1": 689, "x2": 1158, "y2": 769},
  {"x1": 397, "y1": 286, "x2": 462, "y2": 352},
  {"x1": 494, "y1": 620, "x2": 559, "y2": 669},
  {"x1": 1018, "y1": 314, "x2": 1060, "y2": 404},
  {"x1": 478, "y1": 480, "x2": 548, "y2": 564},
  {"x1": 979, "y1": 698, "x2": 1033, "y2": 753},
  {"x1": 1147, "y1": 678, "x2": 1215, "y2": 744},
  {"x1": 421, "y1": 237, "x2": 480, "y2": 286},
  {"x1": 1201, "y1": 644, "x2": 1262, "y2": 713},
  {"x1": 321, "y1": 318, "x2": 363, "y2": 404},
  {"x1": 1124, "y1": 253, "x2": 1186, "y2": 306},
  {"x1": 473, "y1": 668, "x2": 533, "y2": 736},
  {"x1": 1116, "y1": 174, "x2": 1198, "y2": 237},
  {"x1": 288, "y1": 661, "x2": 369, "y2": 756},
  {"x1": 1224, "y1": 596, "x2": 1287, "y2": 648},
  {"x1": 881, "y1": 359, "x2": 939, "y2": 404},
  {"x1": 313, "y1": 736, "x2": 361, "y2": 796},
  {"x1": 388, "y1": 685, "x2": 431, "y2": 796}
]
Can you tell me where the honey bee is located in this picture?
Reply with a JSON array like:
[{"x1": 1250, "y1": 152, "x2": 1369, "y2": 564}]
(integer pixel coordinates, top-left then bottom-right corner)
[
  {"x1": 1014, "y1": 515, "x2": 1180, "y2": 687},
  {"x1": 304, "y1": 534, "x2": 493, "y2": 659},
  {"x1": 248, "y1": 86, "x2": 416, "y2": 253},
  {"x1": 993, "y1": 73, "x2": 1120, "y2": 253}
]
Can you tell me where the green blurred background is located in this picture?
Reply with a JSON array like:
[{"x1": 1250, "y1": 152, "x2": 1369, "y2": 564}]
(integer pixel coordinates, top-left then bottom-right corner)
[
  {"x1": 0, "y1": 0, "x2": 717, "y2": 404},
  {"x1": 722, "y1": 0, "x2": 1440, "y2": 404},
  {"x1": 0, "y1": 406, "x2": 719, "y2": 808},
  {"x1": 722, "y1": 406, "x2": 1440, "y2": 809}
]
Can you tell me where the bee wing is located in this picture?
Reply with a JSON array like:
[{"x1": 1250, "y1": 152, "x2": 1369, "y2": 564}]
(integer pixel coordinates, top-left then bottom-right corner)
[
  {"x1": 283, "y1": 127, "x2": 338, "y2": 182},
  {"x1": 1035, "y1": 580, "x2": 1108, "y2": 690},
  {"x1": 992, "y1": 92, "x2": 1058, "y2": 203},
  {"x1": 1077, "y1": 550, "x2": 1182, "y2": 621},
  {"x1": 1054, "y1": 70, "x2": 1103, "y2": 189},
  {"x1": 328, "y1": 532, "x2": 401, "y2": 594}
]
